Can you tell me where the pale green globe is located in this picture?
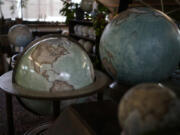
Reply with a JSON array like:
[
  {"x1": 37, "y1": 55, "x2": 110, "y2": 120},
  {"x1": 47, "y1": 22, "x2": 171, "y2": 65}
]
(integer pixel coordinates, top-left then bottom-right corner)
[{"x1": 13, "y1": 36, "x2": 95, "y2": 115}]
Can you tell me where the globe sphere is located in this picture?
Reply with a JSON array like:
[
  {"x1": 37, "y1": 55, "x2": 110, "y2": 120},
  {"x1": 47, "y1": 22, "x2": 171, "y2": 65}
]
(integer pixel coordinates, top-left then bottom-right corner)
[
  {"x1": 80, "y1": 0, "x2": 93, "y2": 12},
  {"x1": 118, "y1": 83, "x2": 180, "y2": 135},
  {"x1": 99, "y1": 7, "x2": 180, "y2": 84},
  {"x1": 8, "y1": 24, "x2": 33, "y2": 47},
  {"x1": 13, "y1": 36, "x2": 95, "y2": 115}
]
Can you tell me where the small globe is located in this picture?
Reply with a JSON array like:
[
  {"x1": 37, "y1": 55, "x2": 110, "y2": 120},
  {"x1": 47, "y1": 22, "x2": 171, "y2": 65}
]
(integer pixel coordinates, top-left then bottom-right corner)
[
  {"x1": 118, "y1": 83, "x2": 180, "y2": 135},
  {"x1": 8, "y1": 24, "x2": 33, "y2": 47},
  {"x1": 80, "y1": 0, "x2": 93, "y2": 12},
  {"x1": 99, "y1": 7, "x2": 180, "y2": 84},
  {"x1": 13, "y1": 36, "x2": 95, "y2": 115}
]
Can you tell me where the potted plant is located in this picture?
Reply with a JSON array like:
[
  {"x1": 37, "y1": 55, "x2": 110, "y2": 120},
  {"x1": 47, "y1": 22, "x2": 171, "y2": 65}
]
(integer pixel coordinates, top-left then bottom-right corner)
[
  {"x1": 92, "y1": 1, "x2": 110, "y2": 38},
  {"x1": 60, "y1": 0, "x2": 78, "y2": 24}
]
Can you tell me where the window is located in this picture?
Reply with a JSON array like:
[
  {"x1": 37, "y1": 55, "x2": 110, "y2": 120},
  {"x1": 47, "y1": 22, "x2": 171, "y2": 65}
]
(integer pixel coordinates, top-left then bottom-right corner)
[
  {"x1": 0, "y1": 0, "x2": 81, "y2": 22},
  {"x1": 0, "y1": 0, "x2": 18, "y2": 19},
  {"x1": 22, "y1": 0, "x2": 65, "y2": 22}
]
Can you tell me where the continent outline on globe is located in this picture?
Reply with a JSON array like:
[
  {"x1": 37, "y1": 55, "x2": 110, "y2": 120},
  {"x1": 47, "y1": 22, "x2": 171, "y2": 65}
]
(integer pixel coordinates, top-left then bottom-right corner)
[{"x1": 13, "y1": 36, "x2": 95, "y2": 92}]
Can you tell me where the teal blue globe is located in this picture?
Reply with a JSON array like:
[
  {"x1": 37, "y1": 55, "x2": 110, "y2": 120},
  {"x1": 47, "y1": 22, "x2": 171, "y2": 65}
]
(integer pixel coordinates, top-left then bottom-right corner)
[
  {"x1": 99, "y1": 7, "x2": 180, "y2": 84},
  {"x1": 13, "y1": 36, "x2": 95, "y2": 115}
]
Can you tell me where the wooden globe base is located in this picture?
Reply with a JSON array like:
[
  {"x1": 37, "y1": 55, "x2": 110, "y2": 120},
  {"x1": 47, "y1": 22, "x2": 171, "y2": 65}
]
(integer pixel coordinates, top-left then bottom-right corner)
[
  {"x1": 0, "y1": 70, "x2": 110, "y2": 99},
  {"x1": 0, "y1": 70, "x2": 111, "y2": 135}
]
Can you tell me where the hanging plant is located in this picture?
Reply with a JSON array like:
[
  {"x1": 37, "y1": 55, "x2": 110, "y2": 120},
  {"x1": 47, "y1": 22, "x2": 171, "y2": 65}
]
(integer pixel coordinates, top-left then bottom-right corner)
[
  {"x1": 59, "y1": 0, "x2": 79, "y2": 24},
  {"x1": 92, "y1": 1, "x2": 110, "y2": 37}
]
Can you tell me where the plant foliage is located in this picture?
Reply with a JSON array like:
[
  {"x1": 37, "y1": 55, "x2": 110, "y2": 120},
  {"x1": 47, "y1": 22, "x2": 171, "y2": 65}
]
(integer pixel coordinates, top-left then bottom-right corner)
[{"x1": 59, "y1": 0, "x2": 79, "y2": 24}]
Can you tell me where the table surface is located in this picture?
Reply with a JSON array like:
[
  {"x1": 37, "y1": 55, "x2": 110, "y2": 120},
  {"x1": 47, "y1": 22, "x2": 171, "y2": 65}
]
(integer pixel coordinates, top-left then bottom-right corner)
[
  {"x1": 0, "y1": 70, "x2": 111, "y2": 100},
  {"x1": 45, "y1": 101, "x2": 120, "y2": 135}
]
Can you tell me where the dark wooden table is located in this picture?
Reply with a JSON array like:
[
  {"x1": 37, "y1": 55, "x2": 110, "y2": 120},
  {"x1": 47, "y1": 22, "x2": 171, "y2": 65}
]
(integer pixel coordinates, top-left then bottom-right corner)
[
  {"x1": 45, "y1": 101, "x2": 121, "y2": 135},
  {"x1": 0, "y1": 70, "x2": 111, "y2": 135}
]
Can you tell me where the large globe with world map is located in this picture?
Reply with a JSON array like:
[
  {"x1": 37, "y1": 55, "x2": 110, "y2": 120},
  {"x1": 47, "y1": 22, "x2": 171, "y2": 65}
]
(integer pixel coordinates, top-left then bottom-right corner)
[
  {"x1": 13, "y1": 36, "x2": 95, "y2": 115},
  {"x1": 99, "y1": 7, "x2": 180, "y2": 84}
]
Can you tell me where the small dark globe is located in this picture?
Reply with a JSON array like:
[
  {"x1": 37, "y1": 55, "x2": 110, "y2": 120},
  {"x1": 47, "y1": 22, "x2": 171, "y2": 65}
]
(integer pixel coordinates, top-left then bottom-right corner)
[
  {"x1": 99, "y1": 7, "x2": 180, "y2": 84},
  {"x1": 8, "y1": 24, "x2": 33, "y2": 47}
]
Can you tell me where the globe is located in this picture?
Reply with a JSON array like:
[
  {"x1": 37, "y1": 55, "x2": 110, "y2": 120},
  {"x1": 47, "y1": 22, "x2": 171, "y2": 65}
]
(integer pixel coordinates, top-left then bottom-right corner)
[
  {"x1": 118, "y1": 83, "x2": 180, "y2": 135},
  {"x1": 23, "y1": 34, "x2": 61, "y2": 51},
  {"x1": 8, "y1": 24, "x2": 33, "y2": 47},
  {"x1": 99, "y1": 7, "x2": 180, "y2": 84},
  {"x1": 13, "y1": 36, "x2": 95, "y2": 115},
  {"x1": 80, "y1": 0, "x2": 93, "y2": 12}
]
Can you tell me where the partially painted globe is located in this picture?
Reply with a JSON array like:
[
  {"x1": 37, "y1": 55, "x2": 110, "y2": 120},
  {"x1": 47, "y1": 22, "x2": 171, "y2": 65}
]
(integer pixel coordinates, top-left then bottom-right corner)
[
  {"x1": 13, "y1": 36, "x2": 95, "y2": 115},
  {"x1": 8, "y1": 24, "x2": 33, "y2": 47},
  {"x1": 118, "y1": 83, "x2": 180, "y2": 135},
  {"x1": 99, "y1": 7, "x2": 180, "y2": 84}
]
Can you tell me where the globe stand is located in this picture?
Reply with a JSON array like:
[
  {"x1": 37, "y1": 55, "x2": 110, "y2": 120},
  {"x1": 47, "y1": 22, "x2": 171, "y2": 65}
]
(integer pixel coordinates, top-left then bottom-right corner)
[
  {"x1": 108, "y1": 69, "x2": 180, "y2": 104},
  {"x1": 24, "y1": 122, "x2": 51, "y2": 135},
  {"x1": 161, "y1": 69, "x2": 180, "y2": 97},
  {"x1": 23, "y1": 93, "x2": 105, "y2": 135},
  {"x1": 0, "y1": 70, "x2": 111, "y2": 135}
]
